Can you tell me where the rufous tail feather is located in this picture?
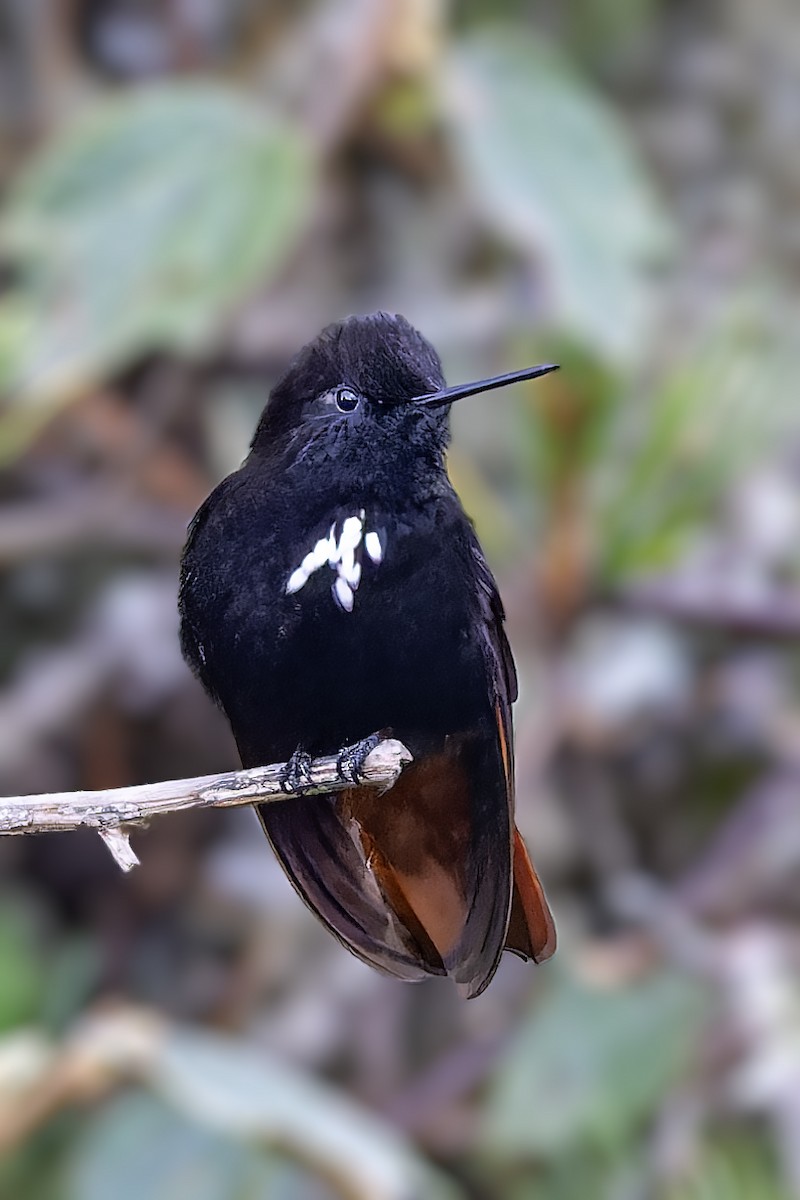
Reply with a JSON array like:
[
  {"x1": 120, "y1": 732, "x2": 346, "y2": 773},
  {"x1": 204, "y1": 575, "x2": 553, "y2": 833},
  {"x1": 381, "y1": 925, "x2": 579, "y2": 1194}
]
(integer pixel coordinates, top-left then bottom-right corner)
[{"x1": 505, "y1": 827, "x2": 556, "y2": 962}]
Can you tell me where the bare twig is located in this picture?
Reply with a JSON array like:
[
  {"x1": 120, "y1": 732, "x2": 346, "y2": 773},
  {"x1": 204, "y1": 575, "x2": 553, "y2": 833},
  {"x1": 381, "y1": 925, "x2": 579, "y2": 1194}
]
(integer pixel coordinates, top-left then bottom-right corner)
[{"x1": 0, "y1": 736, "x2": 412, "y2": 872}]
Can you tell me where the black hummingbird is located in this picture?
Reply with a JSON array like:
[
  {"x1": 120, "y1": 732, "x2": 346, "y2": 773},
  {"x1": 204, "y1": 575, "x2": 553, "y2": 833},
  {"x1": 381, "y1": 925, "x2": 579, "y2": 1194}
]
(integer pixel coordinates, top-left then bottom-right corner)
[{"x1": 179, "y1": 312, "x2": 557, "y2": 997}]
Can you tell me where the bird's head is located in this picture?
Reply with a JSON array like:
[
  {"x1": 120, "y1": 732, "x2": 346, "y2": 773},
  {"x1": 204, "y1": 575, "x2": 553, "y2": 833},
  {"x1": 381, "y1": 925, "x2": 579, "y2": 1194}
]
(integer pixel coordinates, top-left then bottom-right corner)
[{"x1": 249, "y1": 312, "x2": 557, "y2": 480}]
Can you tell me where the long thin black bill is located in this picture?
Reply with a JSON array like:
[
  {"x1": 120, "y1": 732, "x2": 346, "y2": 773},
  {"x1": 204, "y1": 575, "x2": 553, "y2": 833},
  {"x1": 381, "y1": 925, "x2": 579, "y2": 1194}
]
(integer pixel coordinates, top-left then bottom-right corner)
[{"x1": 413, "y1": 362, "x2": 560, "y2": 408}]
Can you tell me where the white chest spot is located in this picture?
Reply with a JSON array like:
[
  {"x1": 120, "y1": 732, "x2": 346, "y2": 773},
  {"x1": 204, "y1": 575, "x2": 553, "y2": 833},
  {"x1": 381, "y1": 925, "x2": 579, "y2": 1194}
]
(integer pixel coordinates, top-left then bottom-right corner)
[
  {"x1": 285, "y1": 512, "x2": 385, "y2": 612},
  {"x1": 364, "y1": 530, "x2": 383, "y2": 564}
]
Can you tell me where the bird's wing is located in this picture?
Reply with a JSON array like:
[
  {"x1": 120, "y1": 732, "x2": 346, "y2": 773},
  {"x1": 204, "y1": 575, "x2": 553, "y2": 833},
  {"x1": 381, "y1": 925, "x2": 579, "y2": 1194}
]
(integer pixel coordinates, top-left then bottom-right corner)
[
  {"x1": 256, "y1": 791, "x2": 441, "y2": 982},
  {"x1": 469, "y1": 540, "x2": 556, "y2": 972},
  {"x1": 178, "y1": 484, "x2": 229, "y2": 707}
]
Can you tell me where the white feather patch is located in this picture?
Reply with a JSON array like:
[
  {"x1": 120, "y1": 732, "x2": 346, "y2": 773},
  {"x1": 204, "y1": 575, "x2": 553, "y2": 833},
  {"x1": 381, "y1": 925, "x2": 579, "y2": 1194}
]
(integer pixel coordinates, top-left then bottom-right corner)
[
  {"x1": 285, "y1": 511, "x2": 384, "y2": 610},
  {"x1": 364, "y1": 530, "x2": 383, "y2": 564},
  {"x1": 333, "y1": 576, "x2": 354, "y2": 612},
  {"x1": 286, "y1": 567, "x2": 308, "y2": 594}
]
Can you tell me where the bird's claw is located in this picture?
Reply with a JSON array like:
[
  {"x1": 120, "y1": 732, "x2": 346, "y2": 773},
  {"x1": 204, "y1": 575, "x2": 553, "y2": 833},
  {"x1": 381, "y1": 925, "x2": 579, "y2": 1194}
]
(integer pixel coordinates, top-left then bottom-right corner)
[
  {"x1": 336, "y1": 734, "x2": 382, "y2": 785},
  {"x1": 280, "y1": 746, "x2": 314, "y2": 793}
]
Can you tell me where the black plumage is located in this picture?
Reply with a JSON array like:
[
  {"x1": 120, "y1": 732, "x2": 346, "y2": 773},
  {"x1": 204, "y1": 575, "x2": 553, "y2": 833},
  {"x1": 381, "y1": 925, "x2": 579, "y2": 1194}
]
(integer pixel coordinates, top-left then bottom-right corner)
[{"x1": 179, "y1": 312, "x2": 556, "y2": 997}]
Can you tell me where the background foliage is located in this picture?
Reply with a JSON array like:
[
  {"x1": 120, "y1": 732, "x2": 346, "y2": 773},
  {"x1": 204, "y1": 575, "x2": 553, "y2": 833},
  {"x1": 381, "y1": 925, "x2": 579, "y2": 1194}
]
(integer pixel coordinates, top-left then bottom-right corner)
[{"x1": 2, "y1": 1, "x2": 800, "y2": 1197}]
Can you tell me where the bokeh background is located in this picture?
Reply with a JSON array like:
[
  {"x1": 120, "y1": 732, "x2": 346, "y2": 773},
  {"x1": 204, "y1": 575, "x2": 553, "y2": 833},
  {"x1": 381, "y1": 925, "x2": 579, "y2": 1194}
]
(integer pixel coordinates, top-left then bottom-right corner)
[{"x1": 2, "y1": 1, "x2": 800, "y2": 1197}]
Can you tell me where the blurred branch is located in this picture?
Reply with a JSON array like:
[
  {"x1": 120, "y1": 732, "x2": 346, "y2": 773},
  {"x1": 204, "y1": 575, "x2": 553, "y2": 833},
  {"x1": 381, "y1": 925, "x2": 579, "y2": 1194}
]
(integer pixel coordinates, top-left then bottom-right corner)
[
  {"x1": 676, "y1": 767, "x2": 800, "y2": 918},
  {"x1": 0, "y1": 736, "x2": 412, "y2": 871},
  {"x1": 265, "y1": 0, "x2": 396, "y2": 152},
  {"x1": 0, "y1": 490, "x2": 187, "y2": 563},
  {"x1": 383, "y1": 1030, "x2": 505, "y2": 1143},
  {"x1": 0, "y1": 574, "x2": 182, "y2": 779},
  {"x1": 613, "y1": 579, "x2": 800, "y2": 639},
  {"x1": 605, "y1": 871, "x2": 721, "y2": 975}
]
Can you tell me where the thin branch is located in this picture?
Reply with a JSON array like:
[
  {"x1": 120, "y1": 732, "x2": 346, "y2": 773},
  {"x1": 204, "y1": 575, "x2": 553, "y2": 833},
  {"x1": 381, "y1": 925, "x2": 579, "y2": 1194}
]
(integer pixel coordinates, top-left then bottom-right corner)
[{"x1": 0, "y1": 736, "x2": 412, "y2": 872}]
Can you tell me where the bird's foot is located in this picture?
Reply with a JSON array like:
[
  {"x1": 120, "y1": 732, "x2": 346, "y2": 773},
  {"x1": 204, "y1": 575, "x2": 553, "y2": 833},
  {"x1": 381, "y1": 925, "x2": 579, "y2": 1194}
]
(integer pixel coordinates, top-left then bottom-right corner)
[
  {"x1": 336, "y1": 733, "x2": 382, "y2": 785},
  {"x1": 280, "y1": 746, "x2": 314, "y2": 794}
]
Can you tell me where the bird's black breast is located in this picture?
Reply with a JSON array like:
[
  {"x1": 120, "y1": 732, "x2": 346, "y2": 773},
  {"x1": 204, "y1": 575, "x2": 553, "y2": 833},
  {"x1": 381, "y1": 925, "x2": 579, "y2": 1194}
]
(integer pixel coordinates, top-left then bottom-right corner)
[{"x1": 179, "y1": 467, "x2": 495, "y2": 766}]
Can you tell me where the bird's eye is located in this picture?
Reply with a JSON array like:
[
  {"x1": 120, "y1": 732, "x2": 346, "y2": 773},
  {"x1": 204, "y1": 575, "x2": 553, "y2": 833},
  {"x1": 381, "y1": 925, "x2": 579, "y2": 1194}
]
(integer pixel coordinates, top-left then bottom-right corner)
[{"x1": 334, "y1": 387, "x2": 360, "y2": 414}]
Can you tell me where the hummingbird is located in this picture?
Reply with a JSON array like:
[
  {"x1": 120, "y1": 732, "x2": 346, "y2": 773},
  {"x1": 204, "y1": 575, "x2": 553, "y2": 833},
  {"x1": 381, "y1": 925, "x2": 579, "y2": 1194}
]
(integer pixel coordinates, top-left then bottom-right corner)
[{"x1": 179, "y1": 312, "x2": 557, "y2": 997}]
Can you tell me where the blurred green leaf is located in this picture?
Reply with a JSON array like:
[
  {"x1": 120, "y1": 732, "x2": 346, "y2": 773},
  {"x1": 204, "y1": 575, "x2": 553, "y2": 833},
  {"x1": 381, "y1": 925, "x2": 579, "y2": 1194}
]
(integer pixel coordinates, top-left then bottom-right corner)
[
  {"x1": 597, "y1": 291, "x2": 800, "y2": 579},
  {"x1": 447, "y1": 443, "x2": 520, "y2": 560},
  {"x1": 497, "y1": 1136, "x2": 789, "y2": 1200},
  {"x1": 444, "y1": 30, "x2": 670, "y2": 364},
  {"x1": 500, "y1": 1147, "x2": 643, "y2": 1200},
  {"x1": 481, "y1": 967, "x2": 709, "y2": 1161},
  {"x1": 39, "y1": 935, "x2": 101, "y2": 1033},
  {"x1": 666, "y1": 1136, "x2": 789, "y2": 1200},
  {"x1": 564, "y1": 0, "x2": 659, "y2": 68},
  {"x1": 0, "y1": 898, "x2": 99, "y2": 1035},
  {"x1": 0, "y1": 1111, "x2": 82, "y2": 1200},
  {"x1": 65, "y1": 1091, "x2": 332, "y2": 1200},
  {"x1": 149, "y1": 1027, "x2": 462, "y2": 1200},
  {"x1": 0, "y1": 899, "x2": 44, "y2": 1032},
  {"x1": 0, "y1": 84, "x2": 312, "y2": 451},
  {"x1": 516, "y1": 334, "x2": 620, "y2": 490}
]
